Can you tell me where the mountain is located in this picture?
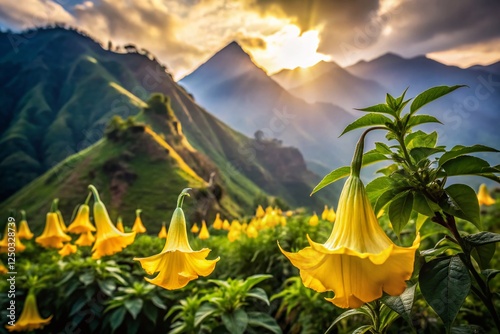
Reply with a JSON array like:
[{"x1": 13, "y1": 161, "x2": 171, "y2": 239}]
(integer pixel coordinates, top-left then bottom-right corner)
[
  {"x1": 179, "y1": 42, "x2": 356, "y2": 170},
  {"x1": 271, "y1": 60, "x2": 387, "y2": 111},
  {"x1": 0, "y1": 27, "x2": 334, "y2": 224},
  {"x1": 271, "y1": 61, "x2": 340, "y2": 90},
  {"x1": 469, "y1": 61, "x2": 500, "y2": 75},
  {"x1": 346, "y1": 53, "x2": 500, "y2": 155}
]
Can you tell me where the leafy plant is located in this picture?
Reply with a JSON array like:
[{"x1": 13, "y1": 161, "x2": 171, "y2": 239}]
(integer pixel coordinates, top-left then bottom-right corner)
[{"x1": 313, "y1": 85, "x2": 500, "y2": 333}]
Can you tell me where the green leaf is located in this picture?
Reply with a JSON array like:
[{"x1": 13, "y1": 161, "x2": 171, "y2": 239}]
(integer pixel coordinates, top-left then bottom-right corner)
[
  {"x1": 419, "y1": 256, "x2": 471, "y2": 332},
  {"x1": 381, "y1": 284, "x2": 416, "y2": 326},
  {"x1": 386, "y1": 93, "x2": 398, "y2": 110},
  {"x1": 340, "y1": 113, "x2": 392, "y2": 136},
  {"x1": 311, "y1": 166, "x2": 350, "y2": 195},
  {"x1": 143, "y1": 302, "x2": 158, "y2": 325},
  {"x1": 246, "y1": 288, "x2": 270, "y2": 306},
  {"x1": 395, "y1": 87, "x2": 409, "y2": 105},
  {"x1": 410, "y1": 85, "x2": 465, "y2": 115},
  {"x1": 353, "y1": 325, "x2": 374, "y2": 334},
  {"x1": 124, "y1": 298, "x2": 143, "y2": 320},
  {"x1": 407, "y1": 115, "x2": 442, "y2": 129},
  {"x1": 109, "y1": 307, "x2": 126, "y2": 332},
  {"x1": 79, "y1": 272, "x2": 95, "y2": 286},
  {"x1": 366, "y1": 177, "x2": 392, "y2": 204},
  {"x1": 409, "y1": 147, "x2": 444, "y2": 164},
  {"x1": 362, "y1": 150, "x2": 389, "y2": 166},
  {"x1": 247, "y1": 312, "x2": 282, "y2": 334},
  {"x1": 98, "y1": 279, "x2": 117, "y2": 297},
  {"x1": 463, "y1": 232, "x2": 500, "y2": 246},
  {"x1": 441, "y1": 155, "x2": 500, "y2": 177},
  {"x1": 482, "y1": 269, "x2": 500, "y2": 284},
  {"x1": 407, "y1": 131, "x2": 438, "y2": 149},
  {"x1": 326, "y1": 309, "x2": 371, "y2": 333},
  {"x1": 413, "y1": 192, "x2": 439, "y2": 217},
  {"x1": 471, "y1": 243, "x2": 496, "y2": 270},
  {"x1": 194, "y1": 304, "x2": 218, "y2": 327},
  {"x1": 440, "y1": 184, "x2": 480, "y2": 229},
  {"x1": 388, "y1": 191, "x2": 414, "y2": 236},
  {"x1": 374, "y1": 187, "x2": 410, "y2": 214},
  {"x1": 221, "y1": 309, "x2": 248, "y2": 334},
  {"x1": 69, "y1": 297, "x2": 87, "y2": 317},
  {"x1": 357, "y1": 103, "x2": 397, "y2": 117},
  {"x1": 439, "y1": 144, "x2": 499, "y2": 165},
  {"x1": 375, "y1": 142, "x2": 392, "y2": 154},
  {"x1": 150, "y1": 295, "x2": 167, "y2": 309},
  {"x1": 241, "y1": 274, "x2": 272, "y2": 290}
]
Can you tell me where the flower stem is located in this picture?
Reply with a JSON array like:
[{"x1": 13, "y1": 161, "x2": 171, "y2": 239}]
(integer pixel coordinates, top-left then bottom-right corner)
[
  {"x1": 350, "y1": 127, "x2": 386, "y2": 177},
  {"x1": 51, "y1": 198, "x2": 59, "y2": 213},
  {"x1": 88, "y1": 185, "x2": 101, "y2": 203},
  {"x1": 177, "y1": 188, "x2": 191, "y2": 208}
]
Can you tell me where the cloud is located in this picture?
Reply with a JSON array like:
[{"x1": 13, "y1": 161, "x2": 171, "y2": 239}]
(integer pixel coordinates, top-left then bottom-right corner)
[
  {"x1": 236, "y1": 33, "x2": 267, "y2": 49},
  {"x1": 0, "y1": 0, "x2": 74, "y2": 29},
  {"x1": 0, "y1": 0, "x2": 499, "y2": 75}
]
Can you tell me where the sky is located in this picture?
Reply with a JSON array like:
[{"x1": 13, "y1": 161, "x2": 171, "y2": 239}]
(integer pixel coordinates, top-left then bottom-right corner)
[{"x1": 1, "y1": 0, "x2": 499, "y2": 79}]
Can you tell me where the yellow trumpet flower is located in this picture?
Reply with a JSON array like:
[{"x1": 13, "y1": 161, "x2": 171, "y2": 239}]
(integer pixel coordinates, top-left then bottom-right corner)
[
  {"x1": 321, "y1": 205, "x2": 329, "y2": 220},
  {"x1": 134, "y1": 189, "x2": 219, "y2": 290},
  {"x1": 228, "y1": 228, "x2": 241, "y2": 242},
  {"x1": 280, "y1": 175, "x2": 419, "y2": 309},
  {"x1": 191, "y1": 223, "x2": 199, "y2": 233},
  {"x1": 75, "y1": 230, "x2": 95, "y2": 247},
  {"x1": 327, "y1": 207, "x2": 336, "y2": 223},
  {"x1": 132, "y1": 209, "x2": 147, "y2": 234},
  {"x1": 17, "y1": 211, "x2": 34, "y2": 240},
  {"x1": 5, "y1": 289, "x2": 52, "y2": 332},
  {"x1": 116, "y1": 216, "x2": 125, "y2": 233},
  {"x1": 1, "y1": 223, "x2": 26, "y2": 253},
  {"x1": 67, "y1": 204, "x2": 96, "y2": 234},
  {"x1": 89, "y1": 185, "x2": 136, "y2": 259},
  {"x1": 308, "y1": 213, "x2": 319, "y2": 226},
  {"x1": 158, "y1": 223, "x2": 168, "y2": 239},
  {"x1": 51, "y1": 199, "x2": 67, "y2": 232},
  {"x1": 213, "y1": 213, "x2": 223, "y2": 229},
  {"x1": 246, "y1": 224, "x2": 258, "y2": 238},
  {"x1": 222, "y1": 219, "x2": 230, "y2": 230},
  {"x1": 256, "y1": 205, "x2": 265, "y2": 218},
  {"x1": 199, "y1": 220, "x2": 210, "y2": 240},
  {"x1": 35, "y1": 212, "x2": 71, "y2": 249},
  {"x1": 58, "y1": 243, "x2": 77, "y2": 257},
  {"x1": 477, "y1": 184, "x2": 495, "y2": 206}
]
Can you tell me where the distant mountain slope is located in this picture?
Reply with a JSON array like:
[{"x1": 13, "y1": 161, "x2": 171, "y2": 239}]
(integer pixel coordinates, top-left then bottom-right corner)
[
  {"x1": 0, "y1": 120, "x2": 209, "y2": 233},
  {"x1": 271, "y1": 61, "x2": 340, "y2": 90},
  {"x1": 180, "y1": 42, "x2": 356, "y2": 169},
  {"x1": 469, "y1": 61, "x2": 500, "y2": 75},
  {"x1": 0, "y1": 28, "x2": 333, "y2": 213},
  {"x1": 272, "y1": 61, "x2": 387, "y2": 111}
]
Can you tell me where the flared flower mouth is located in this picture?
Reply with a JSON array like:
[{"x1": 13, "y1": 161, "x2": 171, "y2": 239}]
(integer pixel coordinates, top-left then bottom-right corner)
[
  {"x1": 135, "y1": 249, "x2": 219, "y2": 290},
  {"x1": 88, "y1": 185, "x2": 136, "y2": 259},
  {"x1": 35, "y1": 213, "x2": 71, "y2": 249},
  {"x1": 5, "y1": 291, "x2": 52, "y2": 332},
  {"x1": 67, "y1": 204, "x2": 96, "y2": 234},
  {"x1": 279, "y1": 175, "x2": 420, "y2": 309},
  {"x1": 134, "y1": 188, "x2": 219, "y2": 290}
]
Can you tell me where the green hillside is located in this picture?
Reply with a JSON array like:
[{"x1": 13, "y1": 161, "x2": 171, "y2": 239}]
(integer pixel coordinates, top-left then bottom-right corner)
[{"x1": 0, "y1": 27, "x2": 336, "y2": 218}]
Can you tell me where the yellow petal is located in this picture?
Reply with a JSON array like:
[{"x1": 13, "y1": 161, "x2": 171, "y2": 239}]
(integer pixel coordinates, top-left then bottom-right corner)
[{"x1": 135, "y1": 249, "x2": 219, "y2": 290}]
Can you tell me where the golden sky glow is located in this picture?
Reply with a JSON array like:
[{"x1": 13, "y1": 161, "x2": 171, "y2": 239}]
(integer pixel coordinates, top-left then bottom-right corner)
[
  {"x1": 249, "y1": 25, "x2": 331, "y2": 74},
  {"x1": 0, "y1": 0, "x2": 499, "y2": 78}
]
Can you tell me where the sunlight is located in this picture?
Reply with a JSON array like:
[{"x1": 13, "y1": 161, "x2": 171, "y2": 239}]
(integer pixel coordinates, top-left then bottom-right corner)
[{"x1": 250, "y1": 24, "x2": 330, "y2": 74}]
